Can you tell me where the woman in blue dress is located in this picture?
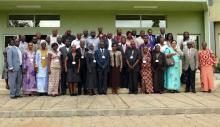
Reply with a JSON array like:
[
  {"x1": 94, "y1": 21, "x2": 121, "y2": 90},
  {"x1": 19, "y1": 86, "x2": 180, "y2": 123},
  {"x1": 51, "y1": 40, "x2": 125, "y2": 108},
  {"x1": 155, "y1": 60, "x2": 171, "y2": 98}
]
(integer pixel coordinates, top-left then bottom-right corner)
[{"x1": 164, "y1": 40, "x2": 183, "y2": 93}]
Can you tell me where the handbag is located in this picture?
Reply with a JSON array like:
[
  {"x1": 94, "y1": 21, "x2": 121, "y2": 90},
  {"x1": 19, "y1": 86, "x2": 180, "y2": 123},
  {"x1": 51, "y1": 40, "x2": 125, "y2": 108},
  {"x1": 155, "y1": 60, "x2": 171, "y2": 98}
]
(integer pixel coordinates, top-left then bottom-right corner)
[
  {"x1": 165, "y1": 48, "x2": 175, "y2": 66},
  {"x1": 166, "y1": 57, "x2": 175, "y2": 66}
]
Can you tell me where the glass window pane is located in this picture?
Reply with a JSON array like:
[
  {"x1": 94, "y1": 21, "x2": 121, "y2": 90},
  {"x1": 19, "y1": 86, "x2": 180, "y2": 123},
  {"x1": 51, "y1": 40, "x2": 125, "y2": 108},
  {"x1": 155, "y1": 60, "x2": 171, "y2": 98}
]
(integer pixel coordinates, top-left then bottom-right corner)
[
  {"x1": 8, "y1": 15, "x2": 34, "y2": 27},
  {"x1": 142, "y1": 20, "x2": 166, "y2": 28},
  {"x1": 116, "y1": 15, "x2": 140, "y2": 20},
  {"x1": 37, "y1": 20, "x2": 60, "y2": 27},
  {"x1": 116, "y1": 20, "x2": 140, "y2": 28},
  {"x1": 35, "y1": 15, "x2": 60, "y2": 27}
]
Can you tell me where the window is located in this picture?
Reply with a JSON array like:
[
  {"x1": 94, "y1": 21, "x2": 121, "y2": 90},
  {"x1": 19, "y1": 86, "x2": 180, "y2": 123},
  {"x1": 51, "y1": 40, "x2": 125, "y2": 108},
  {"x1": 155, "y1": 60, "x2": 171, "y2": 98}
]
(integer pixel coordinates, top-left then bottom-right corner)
[
  {"x1": 8, "y1": 15, "x2": 60, "y2": 27},
  {"x1": 115, "y1": 15, "x2": 166, "y2": 28}
]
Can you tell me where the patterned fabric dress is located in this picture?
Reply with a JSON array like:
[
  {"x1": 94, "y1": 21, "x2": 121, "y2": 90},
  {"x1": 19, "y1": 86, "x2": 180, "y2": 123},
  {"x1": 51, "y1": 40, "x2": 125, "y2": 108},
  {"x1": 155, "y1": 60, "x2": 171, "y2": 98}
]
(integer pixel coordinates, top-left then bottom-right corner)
[
  {"x1": 198, "y1": 49, "x2": 217, "y2": 91},
  {"x1": 141, "y1": 51, "x2": 153, "y2": 93},
  {"x1": 22, "y1": 50, "x2": 37, "y2": 94},
  {"x1": 164, "y1": 47, "x2": 181, "y2": 91},
  {"x1": 48, "y1": 50, "x2": 61, "y2": 95}
]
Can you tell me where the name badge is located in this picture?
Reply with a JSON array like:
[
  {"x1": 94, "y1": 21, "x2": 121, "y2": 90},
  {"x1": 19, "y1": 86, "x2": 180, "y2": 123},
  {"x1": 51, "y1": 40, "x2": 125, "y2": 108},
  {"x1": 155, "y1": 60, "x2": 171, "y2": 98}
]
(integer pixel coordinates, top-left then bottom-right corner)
[
  {"x1": 143, "y1": 60, "x2": 146, "y2": 64},
  {"x1": 130, "y1": 56, "x2": 133, "y2": 59},
  {"x1": 155, "y1": 60, "x2": 159, "y2": 63},
  {"x1": 55, "y1": 59, "x2": 59, "y2": 62},
  {"x1": 72, "y1": 61, "x2": 76, "y2": 65},
  {"x1": 42, "y1": 57, "x2": 46, "y2": 60},
  {"x1": 118, "y1": 43, "x2": 122, "y2": 45},
  {"x1": 93, "y1": 60, "x2": 96, "y2": 63},
  {"x1": 30, "y1": 59, "x2": 34, "y2": 62},
  {"x1": 102, "y1": 56, "x2": 105, "y2": 59},
  {"x1": 81, "y1": 56, "x2": 84, "y2": 59}
]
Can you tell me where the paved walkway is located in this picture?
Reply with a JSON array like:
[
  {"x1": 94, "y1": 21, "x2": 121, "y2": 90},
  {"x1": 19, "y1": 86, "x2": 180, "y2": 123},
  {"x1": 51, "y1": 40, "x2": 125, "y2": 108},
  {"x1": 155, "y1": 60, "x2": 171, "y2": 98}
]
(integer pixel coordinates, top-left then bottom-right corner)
[
  {"x1": 1, "y1": 114, "x2": 220, "y2": 127},
  {"x1": 1, "y1": 90, "x2": 220, "y2": 117}
]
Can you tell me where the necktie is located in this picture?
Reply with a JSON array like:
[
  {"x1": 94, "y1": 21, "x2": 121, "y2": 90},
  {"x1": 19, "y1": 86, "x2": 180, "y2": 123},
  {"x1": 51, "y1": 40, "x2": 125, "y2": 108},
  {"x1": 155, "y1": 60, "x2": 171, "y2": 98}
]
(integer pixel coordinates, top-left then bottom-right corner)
[{"x1": 113, "y1": 53, "x2": 116, "y2": 67}]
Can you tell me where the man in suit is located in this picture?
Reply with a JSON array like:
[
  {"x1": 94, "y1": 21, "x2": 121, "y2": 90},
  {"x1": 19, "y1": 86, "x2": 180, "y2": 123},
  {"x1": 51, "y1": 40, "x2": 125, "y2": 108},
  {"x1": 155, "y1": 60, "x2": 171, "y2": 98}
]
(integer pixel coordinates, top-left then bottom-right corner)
[
  {"x1": 59, "y1": 39, "x2": 71, "y2": 95},
  {"x1": 95, "y1": 41, "x2": 110, "y2": 95},
  {"x1": 182, "y1": 41, "x2": 198, "y2": 93},
  {"x1": 7, "y1": 38, "x2": 22, "y2": 99},
  {"x1": 104, "y1": 33, "x2": 116, "y2": 51},
  {"x1": 118, "y1": 36, "x2": 129, "y2": 88},
  {"x1": 125, "y1": 40, "x2": 141, "y2": 94},
  {"x1": 76, "y1": 40, "x2": 89, "y2": 95},
  {"x1": 147, "y1": 29, "x2": 157, "y2": 48}
]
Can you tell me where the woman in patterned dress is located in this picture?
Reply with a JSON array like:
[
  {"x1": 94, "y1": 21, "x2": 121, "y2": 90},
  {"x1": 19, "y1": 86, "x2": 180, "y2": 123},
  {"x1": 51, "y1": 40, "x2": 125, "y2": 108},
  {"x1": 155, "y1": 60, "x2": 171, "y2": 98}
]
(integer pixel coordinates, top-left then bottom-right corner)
[
  {"x1": 198, "y1": 42, "x2": 217, "y2": 93},
  {"x1": 141, "y1": 46, "x2": 153, "y2": 94},
  {"x1": 22, "y1": 42, "x2": 37, "y2": 95},
  {"x1": 48, "y1": 42, "x2": 61, "y2": 97},
  {"x1": 164, "y1": 40, "x2": 183, "y2": 93}
]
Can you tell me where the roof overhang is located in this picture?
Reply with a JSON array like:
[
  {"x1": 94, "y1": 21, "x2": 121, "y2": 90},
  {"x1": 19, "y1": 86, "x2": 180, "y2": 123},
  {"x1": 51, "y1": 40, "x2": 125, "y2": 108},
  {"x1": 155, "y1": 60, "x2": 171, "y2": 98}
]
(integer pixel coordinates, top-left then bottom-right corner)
[{"x1": 0, "y1": 0, "x2": 208, "y2": 11}]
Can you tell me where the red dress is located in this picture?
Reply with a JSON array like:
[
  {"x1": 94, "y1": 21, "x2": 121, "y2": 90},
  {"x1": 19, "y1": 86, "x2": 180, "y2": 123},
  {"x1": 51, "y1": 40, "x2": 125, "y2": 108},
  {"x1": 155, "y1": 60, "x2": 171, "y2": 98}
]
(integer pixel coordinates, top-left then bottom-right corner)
[{"x1": 141, "y1": 52, "x2": 153, "y2": 93}]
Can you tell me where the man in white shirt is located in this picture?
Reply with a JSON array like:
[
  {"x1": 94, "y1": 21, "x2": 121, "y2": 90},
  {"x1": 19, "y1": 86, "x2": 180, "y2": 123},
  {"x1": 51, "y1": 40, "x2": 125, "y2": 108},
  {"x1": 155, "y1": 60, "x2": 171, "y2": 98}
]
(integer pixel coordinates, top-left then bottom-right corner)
[
  {"x1": 49, "y1": 29, "x2": 59, "y2": 45},
  {"x1": 57, "y1": 36, "x2": 65, "y2": 50},
  {"x1": 135, "y1": 30, "x2": 145, "y2": 48},
  {"x1": 19, "y1": 35, "x2": 28, "y2": 53},
  {"x1": 104, "y1": 33, "x2": 116, "y2": 51},
  {"x1": 71, "y1": 33, "x2": 81, "y2": 49},
  {"x1": 86, "y1": 31, "x2": 100, "y2": 51}
]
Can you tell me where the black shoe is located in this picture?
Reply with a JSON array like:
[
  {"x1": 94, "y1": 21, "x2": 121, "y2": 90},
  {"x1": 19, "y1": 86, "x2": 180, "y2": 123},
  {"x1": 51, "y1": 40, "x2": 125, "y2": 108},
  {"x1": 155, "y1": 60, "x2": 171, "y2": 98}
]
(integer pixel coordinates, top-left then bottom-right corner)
[
  {"x1": 192, "y1": 91, "x2": 196, "y2": 93},
  {"x1": 61, "y1": 91, "x2": 66, "y2": 95},
  {"x1": 10, "y1": 96, "x2": 17, "y2": 99},
  {"x1": 16, "y1": 95, "x2": 23, "y2": 98},
  {"x1": 208, "y1": 89, "x2": 212, "y2": 93},
  {"x1": 185, "y1": 90, "x2": 190, "y2": 93}
]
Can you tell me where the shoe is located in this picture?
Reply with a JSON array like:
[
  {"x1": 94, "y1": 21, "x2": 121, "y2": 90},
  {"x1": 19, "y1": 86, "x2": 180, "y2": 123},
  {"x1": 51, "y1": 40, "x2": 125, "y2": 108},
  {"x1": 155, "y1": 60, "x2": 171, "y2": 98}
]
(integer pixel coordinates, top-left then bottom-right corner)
[
  {"x1": 208, "y1": 89, "x2": 212, "y2": 93},
  {"x1": 10, "y1": 96, "x2": 17, "y2": 99},
  {"x1": 192, "y1": 91, "x2": 196, "y2": 93},
  {"x1": 16, "y1": 95, "x2": 23, "y2": 98}
]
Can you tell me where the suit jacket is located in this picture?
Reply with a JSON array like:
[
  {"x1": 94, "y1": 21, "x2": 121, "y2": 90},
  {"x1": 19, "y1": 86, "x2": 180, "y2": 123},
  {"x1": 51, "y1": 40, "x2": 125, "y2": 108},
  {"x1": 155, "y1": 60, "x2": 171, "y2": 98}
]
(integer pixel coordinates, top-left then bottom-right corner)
[
  {"x1": 7, "y1": 46, "x2": 21, "y2": 71},
  {"x1": 118, "y1": 44, "x2": 130, "y2": 67},
  {"x1": 182, "y1": 48, "x2": 198, "y2": 71},
  {"x1": 125, "y1": 48, "x2": 141, "y2": 72},
  {"x1": 104, "y1": 38, "x2": 117, "y2": 49},
  {"x1": 59, "y1": 46, "x2": 70, "y2": 71},
  {"x1": 147, "y1": 35, "x2": 157, "y2": 47},
  {"x1": 76, "y1": 47, "x2": 89, "y2": 72},
  {"x1": 95, "y1": 48, "x2": 110, "y2": 71}
]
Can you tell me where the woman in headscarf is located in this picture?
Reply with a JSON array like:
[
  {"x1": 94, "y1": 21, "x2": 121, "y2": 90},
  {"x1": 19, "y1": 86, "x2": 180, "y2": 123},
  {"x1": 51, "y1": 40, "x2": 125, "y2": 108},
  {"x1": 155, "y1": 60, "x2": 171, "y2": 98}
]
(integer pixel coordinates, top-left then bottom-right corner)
[
  {"x1": 152, "y1": 44, "x2": 166, "y2": 94},
  {"x1": 48, "y1": 42, "x2": 61, "y2": 97},
  {"x1": 85, "y1": 44, "x2": 97, "y2": 95},
  {"x1": 164, "y1": 40, "x2": 183, "y2": 93},
  {"x1": 22, "y1": 42, "x2": 37, "y2": 96},
  {"x1": 35, "y1": 40, "x2": 48, "y2": 96}
]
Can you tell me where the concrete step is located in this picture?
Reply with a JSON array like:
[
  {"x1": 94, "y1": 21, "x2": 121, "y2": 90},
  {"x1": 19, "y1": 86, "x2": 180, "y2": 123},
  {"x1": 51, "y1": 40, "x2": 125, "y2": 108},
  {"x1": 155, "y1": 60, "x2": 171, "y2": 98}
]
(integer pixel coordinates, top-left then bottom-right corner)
[{"x1": 1, "y1": 92, "x2": 220, "y2": 118}]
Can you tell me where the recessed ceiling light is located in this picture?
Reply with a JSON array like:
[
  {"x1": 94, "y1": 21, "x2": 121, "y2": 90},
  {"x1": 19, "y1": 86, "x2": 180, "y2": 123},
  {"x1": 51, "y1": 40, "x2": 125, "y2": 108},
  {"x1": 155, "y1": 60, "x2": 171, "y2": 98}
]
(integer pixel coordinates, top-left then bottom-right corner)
[
  {"x1": 16, "y1": 5, "x2": 41, "y2": 9},
  {"x1": 133, "y1": 6, "x2": 158, "y2": 9}
]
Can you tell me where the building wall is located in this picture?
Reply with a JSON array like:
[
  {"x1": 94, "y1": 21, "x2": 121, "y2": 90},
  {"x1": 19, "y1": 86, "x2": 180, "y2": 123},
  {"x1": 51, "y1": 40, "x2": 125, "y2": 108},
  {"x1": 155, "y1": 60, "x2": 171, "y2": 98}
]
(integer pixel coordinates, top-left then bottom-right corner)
[{"x1": 0, "y1": 10, "x2": 205, "y2": 72}]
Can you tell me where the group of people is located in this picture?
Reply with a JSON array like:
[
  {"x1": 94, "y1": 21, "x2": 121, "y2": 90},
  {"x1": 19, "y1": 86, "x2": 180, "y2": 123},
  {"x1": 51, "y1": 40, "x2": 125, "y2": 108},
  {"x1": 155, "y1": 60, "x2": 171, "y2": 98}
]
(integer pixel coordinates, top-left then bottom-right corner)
[{"x1": 2, "y1": 27, "x2": 218, "y2": 99}]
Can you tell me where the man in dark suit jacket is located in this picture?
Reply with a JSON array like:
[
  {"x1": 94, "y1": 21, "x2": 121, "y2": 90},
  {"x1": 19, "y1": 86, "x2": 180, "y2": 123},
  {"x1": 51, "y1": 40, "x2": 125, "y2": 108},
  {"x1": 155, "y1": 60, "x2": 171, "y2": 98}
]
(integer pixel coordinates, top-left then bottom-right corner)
[
  {"x1": 76, "y1": 40, "x2": 89, "y2": 95},
  {"x1": 59, "y1": 39, "x2": 71, "y2": 95},
  {"x1": 147, "y1": 29, "x2": 157, "y2": 48},
  {"x1": 95, "y1": 41, "x2": 110, "y2": 95},
  {"x1": 104, "y1": 33, "x2": 117, "y2": 50},
  {"x1": 117, "y1": 36, "x2": 130, "y2": 88},
  {"x1": 125, "y1": 40, "x2": 141, "y2": 94}
]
